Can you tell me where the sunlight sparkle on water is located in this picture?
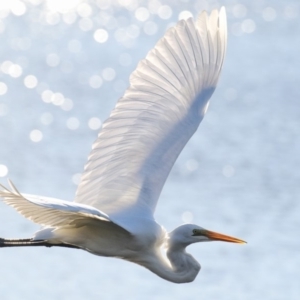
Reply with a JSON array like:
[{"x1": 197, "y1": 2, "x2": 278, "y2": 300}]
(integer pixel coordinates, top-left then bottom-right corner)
[
  {"x1": 158, "y1": 5, "x2": 172, "y2": 20},
  {"x1": 0, "y1": 82, "x2": 8, "y2": 95},
  {"x1": 178, "y1": 11, "x2": 193, "y2": 20},
  {"x1": 24, "y1": 75, "x2": 38, "y2": 89},
  {"x1": 41, "y1": 90, "x2": 53, "y2": 103},
  {"x1": 0, "y1": 164, "x2": 8, "y2": 177},
  {"x1": 6, "y1": 64, "x2": 22, "y2": 78},
  {"x1": 10, "y1": 0, "x2": 26, "y2": 16},
  {"x1": 135, "y1": 7, "x2": 150, "y2": 22},
  {"x1": 77, "y1": 3, "x2": 92, "y2": 18},
  {"x1": 46, "y1": 0, "x2": 81, "y2": 14},
  {"x1": 30, "y1": 129, "x2": 43, "y2": 142},
  {"x1": 94, "y1": 29, "x2": 109, "y2": 43},
  {"x1": 1, "y1": 61, "x2": 13, "y2": 74},
  {"x1": 88, "y1": 117, "x2": 102, "y2": 130},
  {"x1": 51, "y1": 93, "x2": 65, "y2": 106}
]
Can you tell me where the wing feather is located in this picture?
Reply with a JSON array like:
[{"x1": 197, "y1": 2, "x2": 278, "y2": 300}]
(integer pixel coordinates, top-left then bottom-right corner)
[
  {"x1": 74, "y1": 8, "x2": 227, "y2": 222},
  {"x1": 0, "y1": 181, "x2": 116, "y2": 228}
]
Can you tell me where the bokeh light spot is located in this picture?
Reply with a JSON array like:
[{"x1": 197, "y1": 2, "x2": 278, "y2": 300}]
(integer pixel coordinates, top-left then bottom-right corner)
[
  {"x1": 24, "y1": 75, "x2": 38, "y2": 89},
  {"x1": 178, "y1": 11, "x2": 193, "y2": 20},
  {"x1": 11, "y1": 0, "x2": 27, "y2": 16},
  {"x1": 0, "y1": 82, "x2": 8, "y2": 95},
  {"x1": 0, "y1": 164, "x2": 8, "y2": 177},
  {"x1": 158, "y1": 5, "x2": 172, "y2": 20},
  {"x1": 30, "y1": 129, "x2": 43, "y2": 142},
  {"x1": 9, "y1": 64, "x2": 22, "y2": 78},
  {"x1": 88, "y1": 117, "x2": 102, "y2": 130},
  {"x1": 135, "y1": 7, "x2": 150, "y2": 22},
  {"x1": 94, "y1": 29, "x2": 108, "y2": 43}
]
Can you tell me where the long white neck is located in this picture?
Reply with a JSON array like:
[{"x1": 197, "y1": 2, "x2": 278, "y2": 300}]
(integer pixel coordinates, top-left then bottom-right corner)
[{"x1": 138, "y1": 244, "x2": 201, "y2": 283}]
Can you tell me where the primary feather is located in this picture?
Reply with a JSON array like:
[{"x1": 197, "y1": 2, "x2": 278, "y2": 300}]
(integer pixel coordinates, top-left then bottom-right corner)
[
  {"x1": 0, "y1": 181, "x2": 113, "y2": 228},
  {"x1": 74, "y1": 8, "x2": 227, "y2": 225}
]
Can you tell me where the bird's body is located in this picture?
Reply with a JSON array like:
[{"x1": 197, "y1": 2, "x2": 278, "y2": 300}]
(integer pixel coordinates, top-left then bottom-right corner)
[{"x1": 0, "y1": 7, "x2": 245, "y2": 283}]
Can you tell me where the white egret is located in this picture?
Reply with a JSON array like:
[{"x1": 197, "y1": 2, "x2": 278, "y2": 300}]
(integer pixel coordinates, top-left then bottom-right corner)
[{"x1": 0, "y1": 7, "x2": 245, "y2": 283}]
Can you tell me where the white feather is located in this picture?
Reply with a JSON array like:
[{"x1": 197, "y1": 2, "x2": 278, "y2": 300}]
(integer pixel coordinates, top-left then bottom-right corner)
[
  {"x1": 74, "y1": 8, "x2": 227, "y2": 226},
  {"x1": 0, "y1": 181, "x2": 114, "y2": 228}
]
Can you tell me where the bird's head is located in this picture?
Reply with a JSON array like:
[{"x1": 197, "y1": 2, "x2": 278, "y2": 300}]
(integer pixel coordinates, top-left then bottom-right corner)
[{"x1": 168, "y1": 224, "x2": 246, "y2": 249}]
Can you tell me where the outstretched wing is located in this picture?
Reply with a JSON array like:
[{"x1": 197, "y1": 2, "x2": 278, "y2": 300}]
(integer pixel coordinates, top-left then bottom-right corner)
[
  {"x1": 0, "y1": 181, "x2": 124, "y2": 230},
  {"x1": 75, "y1": 8, "x2": 227, "y2": 221}
]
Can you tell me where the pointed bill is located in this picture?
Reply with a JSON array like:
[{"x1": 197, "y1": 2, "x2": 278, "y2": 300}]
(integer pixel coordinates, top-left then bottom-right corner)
[
  {"x1": 205, "y1": 230, "x2": 246, "y2": 244},
  {"x1": 196, "y1": 229, "x2": 246, "y2": 244}
]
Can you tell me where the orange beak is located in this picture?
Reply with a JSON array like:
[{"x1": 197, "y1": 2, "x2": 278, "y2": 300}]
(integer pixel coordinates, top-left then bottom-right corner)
[{"x1": 195, "y1": 229, "x2": 246, "y2": 244}]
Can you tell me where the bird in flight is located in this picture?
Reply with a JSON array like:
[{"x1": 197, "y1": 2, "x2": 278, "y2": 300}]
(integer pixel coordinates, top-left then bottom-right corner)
[{"x1": 0, "y1": 7, "x2": 245, "y2": 283}]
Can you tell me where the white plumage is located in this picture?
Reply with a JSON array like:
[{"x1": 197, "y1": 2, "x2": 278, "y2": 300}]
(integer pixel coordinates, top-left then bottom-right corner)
[
  {"x1": 0, "y1": 8, "x2": 245, "y2": 283},
  {"x1": 74, "y1": 8, "x2": 227, "y2": 228}
]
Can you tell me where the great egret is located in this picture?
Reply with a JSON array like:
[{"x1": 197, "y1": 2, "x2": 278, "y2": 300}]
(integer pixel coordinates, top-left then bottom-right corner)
[{"x1": 0, "y1": 7, "x2": 245, "y2": 283}]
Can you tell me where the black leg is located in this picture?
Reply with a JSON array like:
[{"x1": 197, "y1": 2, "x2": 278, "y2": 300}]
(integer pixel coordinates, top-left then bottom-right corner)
[{"x1": 0, "y1": 238, "x2": 80, "y2": 249}]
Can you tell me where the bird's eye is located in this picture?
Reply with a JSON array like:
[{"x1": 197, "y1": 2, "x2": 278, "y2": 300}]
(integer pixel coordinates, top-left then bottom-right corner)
[{"x1": 192, "y1": 229, "x2": 198, "y2": 235}]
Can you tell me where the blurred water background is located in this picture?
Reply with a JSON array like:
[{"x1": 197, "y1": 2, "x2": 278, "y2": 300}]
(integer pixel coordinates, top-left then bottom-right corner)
[{"x1": 0, "y1": 0, "x2": 299, "y2": 299}]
